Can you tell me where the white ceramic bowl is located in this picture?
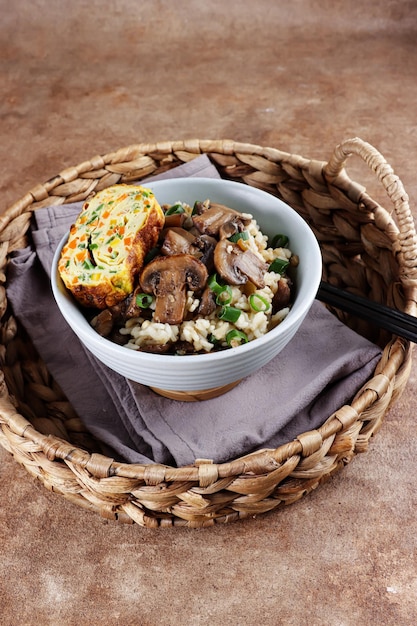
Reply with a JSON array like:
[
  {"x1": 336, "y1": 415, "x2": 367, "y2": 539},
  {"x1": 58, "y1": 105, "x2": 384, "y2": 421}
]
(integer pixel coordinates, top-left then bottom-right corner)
[{"x1": 51, "y1": 178, "x2": 322, "y2": 395}]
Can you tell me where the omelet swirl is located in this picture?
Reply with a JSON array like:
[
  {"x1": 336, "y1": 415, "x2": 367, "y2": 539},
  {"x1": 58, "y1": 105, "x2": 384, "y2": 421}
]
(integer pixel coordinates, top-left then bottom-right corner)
[{"x1": 58, "y1": 184, "x2": 165, "y2": 309}]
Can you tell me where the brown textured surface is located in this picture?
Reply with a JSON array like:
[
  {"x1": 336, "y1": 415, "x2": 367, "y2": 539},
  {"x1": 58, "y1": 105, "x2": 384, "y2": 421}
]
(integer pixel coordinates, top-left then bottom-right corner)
[{"x1": 1, "y1": 1, "x2": 417, "y2": 624}]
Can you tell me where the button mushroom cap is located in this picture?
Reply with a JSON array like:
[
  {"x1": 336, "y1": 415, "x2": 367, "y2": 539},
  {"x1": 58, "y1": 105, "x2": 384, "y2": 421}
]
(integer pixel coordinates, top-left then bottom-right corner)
[
  {"x1": 139, "y1": 254, "x2": 208, "y2": 325},
  {"x1": 214, "y1": 239, "x2": 268, "y2": 288}
]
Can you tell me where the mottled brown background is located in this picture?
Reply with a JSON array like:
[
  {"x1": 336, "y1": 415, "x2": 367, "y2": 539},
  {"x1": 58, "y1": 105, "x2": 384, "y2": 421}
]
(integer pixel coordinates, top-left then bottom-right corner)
[{"x1": 1, "y1": 1, "x2": 417, "y2": 624}]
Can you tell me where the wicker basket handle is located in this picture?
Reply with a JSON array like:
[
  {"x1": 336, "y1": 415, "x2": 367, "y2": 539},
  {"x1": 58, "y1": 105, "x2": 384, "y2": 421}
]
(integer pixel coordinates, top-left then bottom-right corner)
[{"x1": 324, "y1": 137, "x2": 417, "y2": 286}]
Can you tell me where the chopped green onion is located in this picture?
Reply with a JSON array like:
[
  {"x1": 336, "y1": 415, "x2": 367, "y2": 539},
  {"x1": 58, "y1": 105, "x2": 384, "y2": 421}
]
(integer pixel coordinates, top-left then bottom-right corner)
[
  {"x1": 192, "y1": 201, "x2": 203, "y2": 215},
  {"x1": 89, "y1": 242, "x2": 99, "y2": 250},
  {"x1": 82, "y1": 259, "x2": 95, "y2": 270},
  {"x1": 208, "y1": 273, "x2": 226, "y2": 296},
  {"x1": 228, "y1": 230, "x2": 249, "y2": 243},
  {"x1": 216, "y1": 285, "x2": 233, "y2": 305},
  {"x1": 165, "y1": 203, "x2": 185, "y2": 216},
  {"x1": 218, "y1": 305, "x2": 241, "y2": 323},
  {"x1": 271, "y1": 234, "x2": 289, "y2": 248},
  {"x1": 226, "y1": 329, "x2": 248, "y2": 347},
  {"x1": 86, "y1": 213, "x2": 99, "y2": 225},
  {"x1": 136, "y1": 293, "x2": 153, "y2": 308},
  {"x1": 269, "y1": 258, "x2": 290, "y2": 275},
  {"x1": 249, "y1": 293, "x2": 271, "y2": 312}
]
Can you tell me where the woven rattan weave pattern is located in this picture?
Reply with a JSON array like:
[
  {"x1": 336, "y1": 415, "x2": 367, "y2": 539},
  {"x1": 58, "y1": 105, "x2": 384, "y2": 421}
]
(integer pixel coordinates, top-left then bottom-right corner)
[{"x1": 0, "y1": 137, "x2": 416, "y2": 528}]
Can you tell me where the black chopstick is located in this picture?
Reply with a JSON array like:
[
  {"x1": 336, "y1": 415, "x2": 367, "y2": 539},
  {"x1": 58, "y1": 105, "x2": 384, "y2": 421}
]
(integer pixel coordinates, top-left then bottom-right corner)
[{"x1": 316, "y1": 281, "x2": 417, "y2": 343}]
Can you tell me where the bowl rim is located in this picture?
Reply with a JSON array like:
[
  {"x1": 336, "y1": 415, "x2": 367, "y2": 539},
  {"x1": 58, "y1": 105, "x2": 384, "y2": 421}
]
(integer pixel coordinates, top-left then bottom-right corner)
[{"x1": 51, "y1": 177, "x2": 322, "y2": 365}]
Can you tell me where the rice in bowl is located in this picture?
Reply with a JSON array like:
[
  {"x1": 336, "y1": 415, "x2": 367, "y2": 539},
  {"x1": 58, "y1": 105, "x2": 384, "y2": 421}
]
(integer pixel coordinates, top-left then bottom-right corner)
[{"x1": 91, "y1": 198, "x2": 298, "y2": 355}]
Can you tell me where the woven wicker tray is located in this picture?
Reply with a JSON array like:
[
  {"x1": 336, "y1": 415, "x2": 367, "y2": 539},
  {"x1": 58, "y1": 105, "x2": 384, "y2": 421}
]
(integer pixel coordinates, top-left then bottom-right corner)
[{"x1": 0, "y1": 137, "x2": 416, "y2": 528}]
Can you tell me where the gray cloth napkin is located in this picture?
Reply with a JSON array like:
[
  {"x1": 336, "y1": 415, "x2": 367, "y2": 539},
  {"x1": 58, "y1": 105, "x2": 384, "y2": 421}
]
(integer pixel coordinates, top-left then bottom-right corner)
[{"x1": 6, "y1": 156, "x2": 382, "y2": 466}]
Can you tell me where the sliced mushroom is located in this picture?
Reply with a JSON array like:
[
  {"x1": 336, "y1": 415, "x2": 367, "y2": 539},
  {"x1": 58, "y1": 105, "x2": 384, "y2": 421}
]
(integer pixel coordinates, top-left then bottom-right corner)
[
  {"x1": 214, "y1": 239, "x2": 268, "y2": 288},
  {"x1": 161, "y1": 227, "x2": 198, "y2": 256},
  {"x1": 163, "y1": 213, "x2": 187, "y2": 229},
  {"x1": 91, "y1": 308, "x2": 114, "y2": 337},
  {"x1": 192, "y1": 199, "x2": 210, "y2": 215},
  {"x1": 193, "y1": 234, "x2": 217, "y2": 272},
  {"x1": 122, "y1": 287, "x2": 153, "y2": 319},
  {"x1": 139, "y1": 254, "x2": 208, "y2": 324},
  {"x1": 272, "y1": 278, "x2": 292, "y2": 312},
  {"x1": 218, "y1": 220, "x2": 240, "y2": 240},
  {"x1": 192, "y1": 203, "x2": 251, "y2": 237},
  {"x1": 161, "y1": 228, "x2": 217, "y2": 273},
  {"x1": 91, "y1": 294, "x2": 137, "y2": 335},
  {"x1": 198, "y1": 285, "x2": 217, "y2": 316}
]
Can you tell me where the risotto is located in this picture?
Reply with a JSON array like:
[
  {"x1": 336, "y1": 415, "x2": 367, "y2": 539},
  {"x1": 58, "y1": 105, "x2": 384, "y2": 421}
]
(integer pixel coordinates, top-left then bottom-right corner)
[{"x1": 88, "y1": 195, "x2": 298, "y2": 355}]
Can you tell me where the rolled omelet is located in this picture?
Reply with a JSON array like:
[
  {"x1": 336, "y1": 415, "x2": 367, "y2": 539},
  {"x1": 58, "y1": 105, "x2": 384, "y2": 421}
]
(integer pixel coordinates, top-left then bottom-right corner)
[{"x1": 58, "y1": 184, "x2": 165, "y2": 309}]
